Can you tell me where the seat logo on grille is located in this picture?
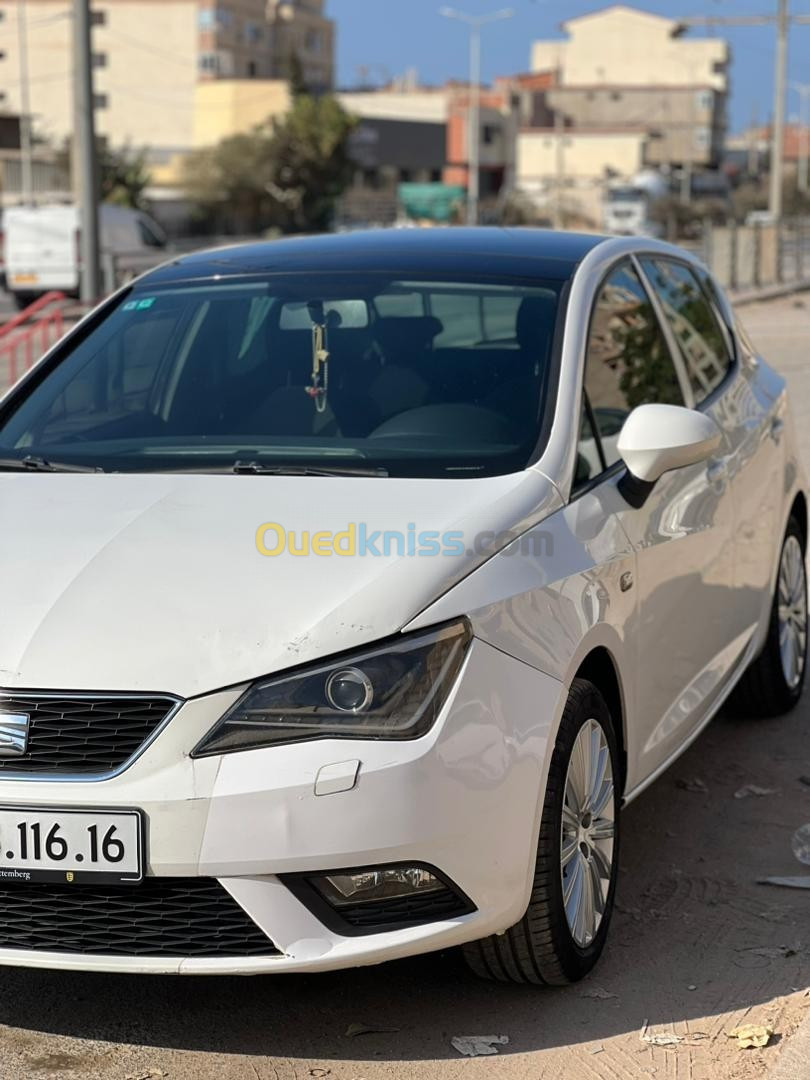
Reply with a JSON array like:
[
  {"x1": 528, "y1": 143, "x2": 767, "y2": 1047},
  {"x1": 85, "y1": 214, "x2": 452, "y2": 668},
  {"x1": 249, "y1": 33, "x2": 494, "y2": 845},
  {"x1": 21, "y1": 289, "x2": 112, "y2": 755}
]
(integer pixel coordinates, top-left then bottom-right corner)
[{"x1": 0, "y1": 714, "x2": 30, "y2": 757}]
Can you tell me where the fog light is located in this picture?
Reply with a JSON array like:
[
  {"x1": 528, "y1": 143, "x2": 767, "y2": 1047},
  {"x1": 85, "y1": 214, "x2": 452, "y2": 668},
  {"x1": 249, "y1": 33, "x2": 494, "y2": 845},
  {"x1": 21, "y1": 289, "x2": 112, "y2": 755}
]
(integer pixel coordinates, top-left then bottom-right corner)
[{"x1": 313, "y1": 866, "x2": 443, "y2": 907}]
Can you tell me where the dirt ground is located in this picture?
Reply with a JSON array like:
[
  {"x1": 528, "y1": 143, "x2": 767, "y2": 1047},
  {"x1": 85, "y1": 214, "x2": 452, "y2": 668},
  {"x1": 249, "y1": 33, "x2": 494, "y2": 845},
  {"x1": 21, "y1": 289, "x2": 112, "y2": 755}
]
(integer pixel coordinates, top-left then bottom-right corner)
[{"x1": 0, "y1": 296, "x2": 809, "y2": 1080}]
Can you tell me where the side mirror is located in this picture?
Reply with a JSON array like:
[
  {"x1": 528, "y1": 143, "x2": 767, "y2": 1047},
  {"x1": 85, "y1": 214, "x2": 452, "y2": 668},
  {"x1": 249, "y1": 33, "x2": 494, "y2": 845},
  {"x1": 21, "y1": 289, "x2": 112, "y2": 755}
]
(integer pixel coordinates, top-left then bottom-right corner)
[{"x1": 617, "y1": 403, "x2": 722, "y2": 506}]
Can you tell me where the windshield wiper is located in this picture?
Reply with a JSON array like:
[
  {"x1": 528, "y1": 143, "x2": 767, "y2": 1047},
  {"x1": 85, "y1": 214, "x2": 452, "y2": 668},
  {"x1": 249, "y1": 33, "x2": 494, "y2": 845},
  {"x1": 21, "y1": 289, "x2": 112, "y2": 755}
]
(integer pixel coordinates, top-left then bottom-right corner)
[
  {"x1": 232, "y1": 461, "x2": 388, "y2": 478},
  {"x1": 0, "y1": 455, "x2": 104, "y2": 474}
]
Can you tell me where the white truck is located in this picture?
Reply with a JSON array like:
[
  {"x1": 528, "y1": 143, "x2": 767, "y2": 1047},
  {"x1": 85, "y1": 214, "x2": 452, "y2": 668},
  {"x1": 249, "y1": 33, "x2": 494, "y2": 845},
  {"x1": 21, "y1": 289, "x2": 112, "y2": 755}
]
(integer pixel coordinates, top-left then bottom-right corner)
[
  {"x1": 3, "y1": 203, "x2": 167, "y2": 308},
  {"x1": 603, "y1": 171, "x2": 669, "y2": 238}
]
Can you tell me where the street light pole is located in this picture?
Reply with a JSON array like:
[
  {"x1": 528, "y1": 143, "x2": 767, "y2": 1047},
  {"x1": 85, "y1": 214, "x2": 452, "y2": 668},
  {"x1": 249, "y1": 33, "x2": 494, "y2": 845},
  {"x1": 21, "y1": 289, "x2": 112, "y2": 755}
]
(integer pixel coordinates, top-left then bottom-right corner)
[
  {"x1": 468, "y1": 20, "x2": 481, "y2": 226},
  {"x1": 73, "y1": 0, "x2": 101, "y2": 302},
  {"x1": 17, "y1": 0, "x2": 34, "y2": 204},
  {"x1": 439, "y1": 6, "x2": 514, "y2": 226},
  {"x1": 791, "y1": 82, "x2": 810, "y2": 193}
]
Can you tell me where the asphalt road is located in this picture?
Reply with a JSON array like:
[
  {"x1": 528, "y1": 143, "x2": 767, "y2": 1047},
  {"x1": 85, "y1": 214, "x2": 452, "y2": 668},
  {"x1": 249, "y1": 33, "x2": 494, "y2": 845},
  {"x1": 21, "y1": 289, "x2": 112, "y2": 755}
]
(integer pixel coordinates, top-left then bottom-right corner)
[{"x1": 1, "y1": 295, "x2": 810, "y2": 1080}]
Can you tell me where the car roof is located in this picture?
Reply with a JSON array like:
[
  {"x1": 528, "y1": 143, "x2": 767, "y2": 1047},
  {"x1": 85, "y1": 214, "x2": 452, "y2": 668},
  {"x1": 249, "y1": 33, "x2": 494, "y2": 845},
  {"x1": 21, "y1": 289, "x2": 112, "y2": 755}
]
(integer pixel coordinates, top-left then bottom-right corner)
[{"x1": 139, "y1": 228, "x2": 609, "y2": 287}]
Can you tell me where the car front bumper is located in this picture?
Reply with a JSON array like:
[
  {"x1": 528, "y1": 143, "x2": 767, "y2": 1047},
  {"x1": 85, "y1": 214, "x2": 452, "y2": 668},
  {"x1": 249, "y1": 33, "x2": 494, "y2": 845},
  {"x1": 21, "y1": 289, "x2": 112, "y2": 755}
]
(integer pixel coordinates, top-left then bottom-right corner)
[{"x1": 0, "y1": 639, "x2": 562, "y2": 974}]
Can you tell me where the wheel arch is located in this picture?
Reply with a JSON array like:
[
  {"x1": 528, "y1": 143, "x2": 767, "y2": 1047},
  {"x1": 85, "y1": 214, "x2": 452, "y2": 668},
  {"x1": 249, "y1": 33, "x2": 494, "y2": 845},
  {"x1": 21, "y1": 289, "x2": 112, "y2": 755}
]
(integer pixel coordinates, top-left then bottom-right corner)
[
  {"x1": 789, "y1": 490, "x2": 807, "y2": 551},
  {"x1": 574, "y1": 647, "x2": 627, "y2": 796}
]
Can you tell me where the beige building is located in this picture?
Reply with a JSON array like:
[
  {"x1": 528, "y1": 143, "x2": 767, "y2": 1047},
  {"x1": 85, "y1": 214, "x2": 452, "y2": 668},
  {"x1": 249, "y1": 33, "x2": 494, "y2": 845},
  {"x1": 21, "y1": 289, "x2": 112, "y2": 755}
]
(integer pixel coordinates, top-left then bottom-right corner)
[
  {"x1": 517, "y1": 129, "x2": 648, "y2": 185},
  {"x1": 532, "y1": 6, "x2": 728, "y2": 90},
  {"x1": 530, "y1": 6, "x2": 729, "y2": 170},
  {"x1": 0, "y1": 0, "x2": 334, "y2": 165},
  {"x1": 193, "y1": 78, "x2": 290, "y2": 147}
]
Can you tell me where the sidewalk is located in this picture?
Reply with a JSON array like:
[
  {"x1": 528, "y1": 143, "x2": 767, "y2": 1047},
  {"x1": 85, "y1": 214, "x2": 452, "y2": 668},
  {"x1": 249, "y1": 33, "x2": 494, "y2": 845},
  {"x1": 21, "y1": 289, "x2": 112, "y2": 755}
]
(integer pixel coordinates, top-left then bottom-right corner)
[{"x1": 768, "y1": 1010, "x2": 810, "y2": 1079}]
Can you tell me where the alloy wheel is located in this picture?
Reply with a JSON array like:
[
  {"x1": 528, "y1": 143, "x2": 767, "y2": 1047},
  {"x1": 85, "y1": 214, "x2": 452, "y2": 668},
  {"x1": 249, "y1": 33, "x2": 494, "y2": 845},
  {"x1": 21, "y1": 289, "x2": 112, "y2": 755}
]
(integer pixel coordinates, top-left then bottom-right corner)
[
  {"x1": 778, "y1": 534, "x2": 808, "y2": 690},
  {"x1": 560, "y1": 719, "x2": 616, "y2": 948}
]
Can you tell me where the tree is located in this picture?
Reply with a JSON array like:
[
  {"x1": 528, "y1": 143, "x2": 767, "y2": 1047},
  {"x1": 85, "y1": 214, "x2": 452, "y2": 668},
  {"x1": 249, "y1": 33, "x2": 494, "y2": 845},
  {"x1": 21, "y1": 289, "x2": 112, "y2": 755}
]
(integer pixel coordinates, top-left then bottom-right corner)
[
  {"x1": 181, "y1": 93, "x2": 357, "y2": 235},
  {"x1": 98, "y1": 143, "x2": 152, "y2": 209},
  {"x1": 181, "y1": 130, "x2": 278, "y2": 234},
  {"x1": 266, "y1": 94, "x2": 357, "y2": 233}
]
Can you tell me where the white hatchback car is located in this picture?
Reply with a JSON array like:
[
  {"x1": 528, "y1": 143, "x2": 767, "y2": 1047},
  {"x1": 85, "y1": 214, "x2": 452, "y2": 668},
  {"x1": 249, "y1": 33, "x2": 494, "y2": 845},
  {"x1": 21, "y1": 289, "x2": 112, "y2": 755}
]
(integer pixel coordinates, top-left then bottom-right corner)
[{"x1": 0, "y1": 229, "x2": 805, "y2": 984}]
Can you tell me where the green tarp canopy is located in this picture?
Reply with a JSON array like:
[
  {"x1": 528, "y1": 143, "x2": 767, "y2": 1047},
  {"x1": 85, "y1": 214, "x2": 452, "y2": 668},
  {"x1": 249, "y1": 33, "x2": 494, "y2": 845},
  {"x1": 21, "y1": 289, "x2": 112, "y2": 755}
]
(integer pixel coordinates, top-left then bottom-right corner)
[{"x1": 398, "y1": 183, "x2": 466, "y2": 223}]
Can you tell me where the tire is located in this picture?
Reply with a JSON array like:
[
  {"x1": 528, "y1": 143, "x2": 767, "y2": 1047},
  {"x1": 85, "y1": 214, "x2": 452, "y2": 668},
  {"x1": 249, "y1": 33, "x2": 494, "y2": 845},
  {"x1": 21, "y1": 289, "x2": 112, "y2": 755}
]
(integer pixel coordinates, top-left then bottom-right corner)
[
  {"x1": 11, "y1": 292, "x2": 35, "y2": 312},
  {"x1": 462, "y1": 678, "x2": 620, "y2": 985},
  {"x1": 729, "y1": 515, "x2": 808, "y2": 718}
]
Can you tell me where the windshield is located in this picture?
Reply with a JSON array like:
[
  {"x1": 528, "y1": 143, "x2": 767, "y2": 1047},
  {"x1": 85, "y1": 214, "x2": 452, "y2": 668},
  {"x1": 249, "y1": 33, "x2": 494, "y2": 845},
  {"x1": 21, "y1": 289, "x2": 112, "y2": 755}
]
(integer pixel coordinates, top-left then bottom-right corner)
[
  {"x1": 607, "y1": 187, "x2": 646, "y2": 204},
  {"x1": 0, "y1": 274, "x2": 562, "y2": 478}
]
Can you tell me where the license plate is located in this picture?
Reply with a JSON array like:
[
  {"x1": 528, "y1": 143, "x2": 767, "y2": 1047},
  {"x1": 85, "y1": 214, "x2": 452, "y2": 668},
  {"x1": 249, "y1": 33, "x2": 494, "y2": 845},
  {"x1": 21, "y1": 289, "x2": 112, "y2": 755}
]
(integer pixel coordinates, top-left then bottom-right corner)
[
  {"x1": 11, "y1": 273, "x2": 39, "y2": 286},
  {"x1": 0, "y1": 806, "x2": 143, "y2": 884}
]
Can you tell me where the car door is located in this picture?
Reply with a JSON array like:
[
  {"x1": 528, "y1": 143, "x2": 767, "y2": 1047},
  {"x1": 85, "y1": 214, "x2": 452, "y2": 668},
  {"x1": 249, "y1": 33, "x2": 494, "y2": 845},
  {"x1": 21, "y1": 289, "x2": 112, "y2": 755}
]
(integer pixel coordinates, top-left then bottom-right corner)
[
  {"x1": 638, "y1": 256, "x2": 783, "y2": 648},
  {"x1": 579, "y1": 258, "x2": 735, "y2": 789}
]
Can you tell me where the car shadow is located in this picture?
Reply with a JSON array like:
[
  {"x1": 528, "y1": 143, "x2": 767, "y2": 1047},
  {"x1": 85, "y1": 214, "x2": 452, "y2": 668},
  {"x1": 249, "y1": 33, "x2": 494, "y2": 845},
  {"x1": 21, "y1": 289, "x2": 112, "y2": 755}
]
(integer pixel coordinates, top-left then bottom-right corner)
[{"x1": 0, "y1": 695, "x2": 807, "y2": 1065}]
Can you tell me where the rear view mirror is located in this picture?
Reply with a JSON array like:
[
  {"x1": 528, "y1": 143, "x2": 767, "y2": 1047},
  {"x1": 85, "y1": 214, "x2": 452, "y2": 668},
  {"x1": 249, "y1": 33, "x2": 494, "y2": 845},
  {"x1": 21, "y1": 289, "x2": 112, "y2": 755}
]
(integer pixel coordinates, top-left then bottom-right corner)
[{"x1": 617, "y1": 403, "x2": 722, "y2": 505}]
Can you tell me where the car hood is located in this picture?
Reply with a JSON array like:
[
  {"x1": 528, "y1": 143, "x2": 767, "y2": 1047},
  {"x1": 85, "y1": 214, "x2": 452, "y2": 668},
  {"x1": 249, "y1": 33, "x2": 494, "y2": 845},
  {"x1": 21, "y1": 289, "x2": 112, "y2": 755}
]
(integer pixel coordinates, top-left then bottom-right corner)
[{"x1": 0, "y1": 471, "x2": 560, "y2": 698}]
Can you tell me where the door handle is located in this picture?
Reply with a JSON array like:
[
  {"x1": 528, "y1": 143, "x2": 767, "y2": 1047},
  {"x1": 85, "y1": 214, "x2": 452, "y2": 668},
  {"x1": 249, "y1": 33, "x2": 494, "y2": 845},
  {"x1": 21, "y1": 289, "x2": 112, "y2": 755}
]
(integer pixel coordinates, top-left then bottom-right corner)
[
  {"x1": 770, "y1": 417, "x2": 785, "y2": 444},
  {"x1": 706, "y1": 459, "x2": 728, "y2": 489}
]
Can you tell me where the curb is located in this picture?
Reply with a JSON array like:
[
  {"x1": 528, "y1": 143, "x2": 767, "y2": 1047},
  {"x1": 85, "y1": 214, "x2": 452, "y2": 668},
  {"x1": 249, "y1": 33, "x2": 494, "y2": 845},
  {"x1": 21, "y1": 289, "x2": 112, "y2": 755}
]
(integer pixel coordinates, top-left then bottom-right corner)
[
  {"x1": 731, "y1": 281, "x2": 810, "y2": 307},
  {"x1": 767, "y1": 1008, "x2": 810, "y2": 1079}
]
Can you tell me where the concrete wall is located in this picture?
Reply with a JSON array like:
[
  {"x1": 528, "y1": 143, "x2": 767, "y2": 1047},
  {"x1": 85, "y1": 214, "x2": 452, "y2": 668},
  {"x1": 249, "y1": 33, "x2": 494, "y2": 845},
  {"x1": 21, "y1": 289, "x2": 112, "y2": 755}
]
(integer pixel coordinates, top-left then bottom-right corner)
[
  {"x1": 547, "y1": 85, "x2": 723, "y2": 166},
  {"x1": 337, "y1": 91, "x2": 449, "y2": 124}
]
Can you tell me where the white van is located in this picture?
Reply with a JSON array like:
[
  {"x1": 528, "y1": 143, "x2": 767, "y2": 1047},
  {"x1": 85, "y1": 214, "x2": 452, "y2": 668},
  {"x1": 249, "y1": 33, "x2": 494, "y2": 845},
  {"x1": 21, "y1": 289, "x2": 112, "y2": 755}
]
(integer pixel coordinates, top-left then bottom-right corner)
[{"x1": 4, "y1": 203, "x2": 167, "y2": 308}]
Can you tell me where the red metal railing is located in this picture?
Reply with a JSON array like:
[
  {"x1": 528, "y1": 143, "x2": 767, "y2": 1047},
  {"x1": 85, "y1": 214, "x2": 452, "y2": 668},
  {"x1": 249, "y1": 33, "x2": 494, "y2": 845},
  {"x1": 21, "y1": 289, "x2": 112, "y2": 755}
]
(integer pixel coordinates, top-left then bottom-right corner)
[{"x1": 0, "y1": 292, "x2": 67, "y2": 391}]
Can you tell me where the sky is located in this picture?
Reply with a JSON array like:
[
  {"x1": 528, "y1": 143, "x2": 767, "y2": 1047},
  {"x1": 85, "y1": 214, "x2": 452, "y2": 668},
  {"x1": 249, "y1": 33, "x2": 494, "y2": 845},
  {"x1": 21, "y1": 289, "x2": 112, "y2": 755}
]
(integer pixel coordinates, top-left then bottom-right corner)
[{"x1": 327, "y1": 0, "x2": 810, "y2": 133}]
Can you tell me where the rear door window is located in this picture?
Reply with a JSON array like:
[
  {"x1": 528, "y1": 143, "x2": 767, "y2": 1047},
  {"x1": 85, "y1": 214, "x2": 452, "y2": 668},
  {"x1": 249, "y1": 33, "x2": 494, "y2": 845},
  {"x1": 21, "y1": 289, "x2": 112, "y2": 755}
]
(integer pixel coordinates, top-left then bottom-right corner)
[{"x1": 639, "y1": 257, "x2": 732, "y2": 404}]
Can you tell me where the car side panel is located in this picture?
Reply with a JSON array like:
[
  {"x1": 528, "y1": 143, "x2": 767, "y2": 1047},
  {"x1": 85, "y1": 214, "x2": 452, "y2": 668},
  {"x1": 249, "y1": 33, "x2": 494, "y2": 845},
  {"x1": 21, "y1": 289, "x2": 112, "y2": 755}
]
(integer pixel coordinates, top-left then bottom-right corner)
[
  {"x1": 405, "y1": 485, "x2": 640, "y2": 785},
  {"x1": 726, "y1": 355, "x2": 789, "y2": 644}
]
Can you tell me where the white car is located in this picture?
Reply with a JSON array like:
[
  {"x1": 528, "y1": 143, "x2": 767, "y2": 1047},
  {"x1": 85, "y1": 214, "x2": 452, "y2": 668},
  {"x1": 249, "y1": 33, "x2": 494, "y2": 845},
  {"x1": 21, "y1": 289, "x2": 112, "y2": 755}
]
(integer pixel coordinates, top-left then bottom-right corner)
[{"x1": 0, "y1": 229, "x2": 805, "y2": 983}]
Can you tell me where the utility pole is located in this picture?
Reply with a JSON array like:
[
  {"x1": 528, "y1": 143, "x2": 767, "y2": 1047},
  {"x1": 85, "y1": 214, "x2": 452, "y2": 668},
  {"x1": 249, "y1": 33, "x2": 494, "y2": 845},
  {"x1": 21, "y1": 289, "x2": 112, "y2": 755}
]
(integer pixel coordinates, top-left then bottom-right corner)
[
  {"x1": 439, "y1": 7, "x2": 514, "y2": 226},
  {"x1": 684, "y1": 3, "x2": 810, "y2": 224},
  {"x1": 554, "y1": 105, "x2": 566, "y2": 229},
  {"x1": 792, "y1": 82, "x2": 810, "y2": 192},
  {"x1": 770, "y1": 0, "x2": 789, "y2": 219},
  {"x1": 74, "y1": 0, "x2": 101, "y2": 301},
  {"x1": 17, "y1": 0, "x2": 34, "y2": 204}
]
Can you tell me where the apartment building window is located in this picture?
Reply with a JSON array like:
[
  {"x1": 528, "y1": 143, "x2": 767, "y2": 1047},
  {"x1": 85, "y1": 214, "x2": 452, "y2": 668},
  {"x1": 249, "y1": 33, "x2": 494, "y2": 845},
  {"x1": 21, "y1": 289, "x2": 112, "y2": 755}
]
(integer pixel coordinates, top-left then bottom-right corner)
[
  {"x1": 199, "y1": 52, "x2": 219, "y2": 74},
  {"x1": 482, "y1": 125, "x2": 497, "y2": 146},
  {"x1": 245, "y1": 22, "x2": 263, "y2": 43},
  {"x1": 306, "y1": 29, "x2": 322, "y2": 54},
  {"x1": 697, "y1": 90, "x2": 713, "y2": 111},
  {"x1": 94, "y1": 93, "x2": 109, "y2": 109},
  {"x1": 92, "y1": 53, "x2": 107, "y2": 69},
  {"x1": 694, "y1": 127, "x2": 710, "y2": 148},
  {"x1": 199, "y1": 8, "x2": 233, "y2": 29},
  {"x1": 91, "y1": 10, "x2": 106, "y2": 27}
]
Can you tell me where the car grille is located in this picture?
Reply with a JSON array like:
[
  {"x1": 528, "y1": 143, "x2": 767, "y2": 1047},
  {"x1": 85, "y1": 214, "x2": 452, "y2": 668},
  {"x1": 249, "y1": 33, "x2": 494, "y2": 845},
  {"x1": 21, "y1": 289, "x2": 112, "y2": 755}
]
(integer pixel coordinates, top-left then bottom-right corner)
[
  {"x1": 0, "y1": 878, "x2": 281, "y2": 957},
  {"x1": 0, "y1": 693, "x2": 178, "y2": 776}
]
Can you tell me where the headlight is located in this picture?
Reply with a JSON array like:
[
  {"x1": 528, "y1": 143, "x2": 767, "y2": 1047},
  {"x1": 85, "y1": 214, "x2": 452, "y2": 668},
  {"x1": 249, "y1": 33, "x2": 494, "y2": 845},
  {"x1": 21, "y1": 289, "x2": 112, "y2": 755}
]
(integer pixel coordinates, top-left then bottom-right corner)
[{"x1": 192, "y1": 619, "x2": 471, "y2": 756}]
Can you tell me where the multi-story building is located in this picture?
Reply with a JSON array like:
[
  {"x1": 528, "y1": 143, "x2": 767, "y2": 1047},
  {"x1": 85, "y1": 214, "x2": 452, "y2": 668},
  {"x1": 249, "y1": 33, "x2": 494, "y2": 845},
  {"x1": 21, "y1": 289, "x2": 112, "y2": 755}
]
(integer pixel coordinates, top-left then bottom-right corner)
[
  {"x1": 527, "y1": 5, "x2": 729, "y2": 173},
  {"x1": 516, "y1": 4, "x2": 730, "y2": 225},
  {"x1": 0, "y1": 0, "x2": 334, "y2": 162}
]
